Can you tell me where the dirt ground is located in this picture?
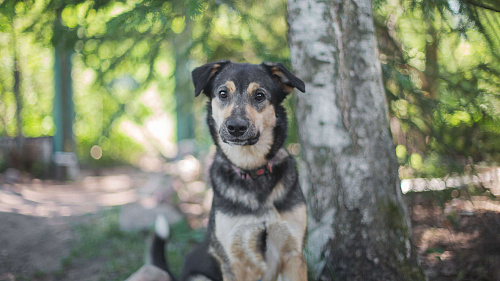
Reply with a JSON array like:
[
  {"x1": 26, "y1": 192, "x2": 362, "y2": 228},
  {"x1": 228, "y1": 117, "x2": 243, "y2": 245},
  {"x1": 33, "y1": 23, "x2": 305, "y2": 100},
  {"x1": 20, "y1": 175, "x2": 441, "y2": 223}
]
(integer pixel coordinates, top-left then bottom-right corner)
[
  {"x1": 408, "y1": 193, "x2": 500, "y2": 281},
  {"x1": 0, "y1": 168, "x2": 152, "y2": 281},
  {"x1": 1, "y1": 169, "x2": 500, "y2": 281},
  {"x1": 0, "y1": 212, "x2": 76, "y2": 279}
]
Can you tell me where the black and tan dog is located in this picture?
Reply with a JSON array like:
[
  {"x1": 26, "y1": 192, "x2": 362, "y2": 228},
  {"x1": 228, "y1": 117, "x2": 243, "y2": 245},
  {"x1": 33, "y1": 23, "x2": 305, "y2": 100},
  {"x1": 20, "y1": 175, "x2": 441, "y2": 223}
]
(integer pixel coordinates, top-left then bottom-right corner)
[{"x1": 153, "y1": 60, "x2": 307, "y2": 281}]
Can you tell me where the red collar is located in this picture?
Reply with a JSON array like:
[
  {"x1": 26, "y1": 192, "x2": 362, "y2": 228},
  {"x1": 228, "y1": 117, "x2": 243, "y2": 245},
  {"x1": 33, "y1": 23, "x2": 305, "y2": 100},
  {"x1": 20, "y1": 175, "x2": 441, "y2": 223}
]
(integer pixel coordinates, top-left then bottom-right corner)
[{"x1": 232, "y1": 160, "x2": 274, "y2": 180}]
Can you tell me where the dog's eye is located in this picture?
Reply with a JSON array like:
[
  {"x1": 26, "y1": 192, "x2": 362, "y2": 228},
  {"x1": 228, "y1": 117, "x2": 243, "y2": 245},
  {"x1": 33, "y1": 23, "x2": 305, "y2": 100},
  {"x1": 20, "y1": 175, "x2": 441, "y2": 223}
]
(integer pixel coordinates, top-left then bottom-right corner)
[
  {"x1": 255, "y1": 91, "x2": 266, "y2": 102},
  {"x1": 219, "y1": 90, "x2": 228, "y2": 99}
]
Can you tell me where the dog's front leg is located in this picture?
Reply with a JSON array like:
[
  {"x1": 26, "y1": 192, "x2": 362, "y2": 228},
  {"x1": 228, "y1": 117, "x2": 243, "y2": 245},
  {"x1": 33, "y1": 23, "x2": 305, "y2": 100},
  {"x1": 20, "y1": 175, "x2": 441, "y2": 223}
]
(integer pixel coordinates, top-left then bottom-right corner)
[
  {"x1": 261, "y1": 242, "x2": 280, "y2": 281},
  {"x1": 263, "y1": 224, "x2": 307, "y2": 281},
  {"x1": 280, "y1": 252, "x2": 307, "y2": 281}
]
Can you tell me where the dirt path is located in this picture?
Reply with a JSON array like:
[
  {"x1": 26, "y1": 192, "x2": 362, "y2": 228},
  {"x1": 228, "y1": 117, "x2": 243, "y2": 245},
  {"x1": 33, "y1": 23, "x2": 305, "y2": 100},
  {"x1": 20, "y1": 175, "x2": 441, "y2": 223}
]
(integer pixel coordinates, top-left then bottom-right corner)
[
  {"x1": 0, "y1": 168, "x2": 152, "y2": 281},
  {"x1": 0, "y1": 213, "x2": 81, "y2": 279}
]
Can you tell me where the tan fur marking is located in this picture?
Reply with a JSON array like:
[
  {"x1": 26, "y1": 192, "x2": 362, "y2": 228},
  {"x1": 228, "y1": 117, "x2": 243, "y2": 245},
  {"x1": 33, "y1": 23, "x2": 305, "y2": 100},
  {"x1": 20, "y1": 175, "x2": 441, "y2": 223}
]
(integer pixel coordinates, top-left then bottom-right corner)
[
  {"x1": 247, "y1": 82, "x2": 260, "y2": 96},
  {"x1": 230, "y1": 227, "x2": 265, "y2": 280},
  {"x1": 209, "y1": 64, "x2": 220, "y2": 80},
  {"x1": 246, "y1": 103, "x2": 276, "y2": 129},
  {"x1": 276, "y1": 204, "x2": 308, "y2": 281},
  {"x1": 211, "y1": 100, "x2": 234, "y2": 131},
  {"x1": 280, "y1": 204, "x2": 307, "y2": 250},
  {"x1": 268, "y1": 182, "x2": 288, "y2": 205},
  {"x1": 219, "y1": 104, "x2": 276, "y2": 170},
  {"x1": 271, "y1": 67, "x2": 294, "y2": 93},
  {"x1": 280, "y1": 253, "x2": 308, "y2": 281},
  {"x1": 225, "y1": 80, "x2": 236, "y2": 95},
  {"x1": 282, "y1": 84, "x2": 294, "y2": 93}
]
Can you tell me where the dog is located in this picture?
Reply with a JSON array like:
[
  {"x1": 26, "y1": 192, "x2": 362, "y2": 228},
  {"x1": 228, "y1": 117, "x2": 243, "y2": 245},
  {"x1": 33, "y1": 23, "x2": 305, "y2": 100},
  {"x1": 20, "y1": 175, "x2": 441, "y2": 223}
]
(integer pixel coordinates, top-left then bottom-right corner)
[{"x1": 152, "y1": 60, "x2": 307, "y2": 281}]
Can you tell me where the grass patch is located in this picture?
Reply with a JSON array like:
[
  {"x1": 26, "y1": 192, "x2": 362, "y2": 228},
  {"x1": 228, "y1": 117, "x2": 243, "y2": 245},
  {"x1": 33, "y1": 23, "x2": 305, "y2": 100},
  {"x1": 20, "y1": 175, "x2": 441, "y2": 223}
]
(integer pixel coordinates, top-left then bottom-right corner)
[
  {"x1": 60, "y1": 207, "x2": 205, "y2": 281},
  {"x1": 164, "y1": 218, "x2": 206, "y2": 276}
]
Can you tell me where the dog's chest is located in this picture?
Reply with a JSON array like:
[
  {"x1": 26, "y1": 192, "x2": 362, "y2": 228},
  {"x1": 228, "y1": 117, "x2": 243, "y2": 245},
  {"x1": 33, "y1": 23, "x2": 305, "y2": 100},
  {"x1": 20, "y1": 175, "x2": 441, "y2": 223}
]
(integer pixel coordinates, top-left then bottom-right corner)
[{"x1": 213, "y1": 205, "x2": 306, "y2": 280}]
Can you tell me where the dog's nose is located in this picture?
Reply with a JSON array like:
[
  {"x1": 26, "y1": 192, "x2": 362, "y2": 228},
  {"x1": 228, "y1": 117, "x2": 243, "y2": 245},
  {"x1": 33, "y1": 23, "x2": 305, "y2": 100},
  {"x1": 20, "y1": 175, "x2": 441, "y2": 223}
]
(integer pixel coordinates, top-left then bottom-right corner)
[{"x1": 226, "y1": 119, "x2": 248, "y2": 137}]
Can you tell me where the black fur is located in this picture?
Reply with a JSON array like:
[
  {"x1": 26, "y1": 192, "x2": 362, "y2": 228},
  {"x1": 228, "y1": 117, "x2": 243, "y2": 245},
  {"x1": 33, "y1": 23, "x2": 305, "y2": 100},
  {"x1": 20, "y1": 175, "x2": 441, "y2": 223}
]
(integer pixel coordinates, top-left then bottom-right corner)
[
  {"x1": 192, "y1": 60, "x2": 230, "y2": 97},
  {"x1": 151, "y1": 233, "x2": 176, "y2": 280}
]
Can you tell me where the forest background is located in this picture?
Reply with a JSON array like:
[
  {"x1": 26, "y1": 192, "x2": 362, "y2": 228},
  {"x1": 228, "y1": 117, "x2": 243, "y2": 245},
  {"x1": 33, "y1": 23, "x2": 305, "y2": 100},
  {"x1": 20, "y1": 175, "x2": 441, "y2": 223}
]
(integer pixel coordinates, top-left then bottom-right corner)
[{"x1": 1, "y1": 0, "x2": 498, "y2": 179}]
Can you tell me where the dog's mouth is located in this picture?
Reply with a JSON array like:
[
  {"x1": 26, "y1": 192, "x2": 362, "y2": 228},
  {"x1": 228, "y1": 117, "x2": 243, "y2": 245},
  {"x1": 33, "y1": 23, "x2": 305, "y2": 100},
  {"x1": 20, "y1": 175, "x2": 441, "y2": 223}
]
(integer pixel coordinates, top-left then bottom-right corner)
[{"x1": 221, "y1": 132, "x2": 260, "y2": 146}]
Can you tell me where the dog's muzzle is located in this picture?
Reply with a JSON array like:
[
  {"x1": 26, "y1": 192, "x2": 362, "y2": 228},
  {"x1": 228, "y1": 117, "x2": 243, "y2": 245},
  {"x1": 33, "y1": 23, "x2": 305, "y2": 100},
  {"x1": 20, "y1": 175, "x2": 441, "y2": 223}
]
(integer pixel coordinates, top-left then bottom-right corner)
[{"x1": 220, "y1": 118, "x2": 260, "y2": 146}]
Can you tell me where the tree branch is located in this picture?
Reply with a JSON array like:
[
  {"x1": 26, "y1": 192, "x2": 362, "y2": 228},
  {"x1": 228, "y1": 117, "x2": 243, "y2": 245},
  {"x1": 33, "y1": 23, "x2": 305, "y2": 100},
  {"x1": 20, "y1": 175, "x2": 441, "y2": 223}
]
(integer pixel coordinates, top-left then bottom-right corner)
[{"x1": 466, "y1": 0, "x2": 500, "y2": 13}]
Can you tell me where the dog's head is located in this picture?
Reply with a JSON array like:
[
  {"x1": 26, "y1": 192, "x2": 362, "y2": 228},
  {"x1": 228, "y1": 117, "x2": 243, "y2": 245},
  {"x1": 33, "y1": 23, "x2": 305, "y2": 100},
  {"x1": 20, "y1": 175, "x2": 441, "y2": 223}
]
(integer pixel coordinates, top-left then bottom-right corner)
[{"x1": 192, "y1": 60, "x2": 305, "y2": 168}]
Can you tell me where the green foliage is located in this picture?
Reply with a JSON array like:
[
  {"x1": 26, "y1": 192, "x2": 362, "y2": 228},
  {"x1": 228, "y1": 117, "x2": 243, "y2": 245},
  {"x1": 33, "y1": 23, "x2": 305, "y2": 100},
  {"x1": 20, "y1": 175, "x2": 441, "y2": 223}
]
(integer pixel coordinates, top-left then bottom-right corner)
[
  {"x1": 0, "y1": 0, "x2": 291, "y2": 167},
  {"x1": 0, "y1": 1, "x2": 55, "y2": 139},
  {"x1": 1, "y1": 0, "x2": 498, "y2": 176},
  {"x1": 375, "y1": 0, "x2": 500, "y2": 178}
]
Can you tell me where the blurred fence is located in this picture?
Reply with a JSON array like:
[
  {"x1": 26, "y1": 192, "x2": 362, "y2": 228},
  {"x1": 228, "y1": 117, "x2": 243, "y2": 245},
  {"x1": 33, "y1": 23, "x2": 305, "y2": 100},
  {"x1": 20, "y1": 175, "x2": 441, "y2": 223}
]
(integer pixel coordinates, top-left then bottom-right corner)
[
  {"x1": 401, "y1": 167, "x2": 500, "y2": 196},
  {"x1": 0, "y1": 137, "x2": 53, "y2": 178}
]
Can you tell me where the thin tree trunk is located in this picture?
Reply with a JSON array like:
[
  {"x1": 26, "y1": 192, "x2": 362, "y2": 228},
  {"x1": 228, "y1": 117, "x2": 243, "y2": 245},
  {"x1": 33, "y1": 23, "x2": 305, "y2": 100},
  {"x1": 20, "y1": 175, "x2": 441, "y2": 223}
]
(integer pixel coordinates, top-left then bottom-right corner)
[
  {"x1": 424, "y1": 19, "x2": 438, "y2": 98},
  {"x1": 0, "y1": 89, "x2": 7, "y2": 137},
  {"x1": 52, "y1": 8, "x2": 76, "y2": 180},
  {"x1": 287, "y1": 0, "x2": 425, "y2": 280},
  {"x1": 174, "y1": 18, "x2": 195, "y2": 144},
  {"x1": 12, "y1": 31, "x2": 24, "y2": 153}
]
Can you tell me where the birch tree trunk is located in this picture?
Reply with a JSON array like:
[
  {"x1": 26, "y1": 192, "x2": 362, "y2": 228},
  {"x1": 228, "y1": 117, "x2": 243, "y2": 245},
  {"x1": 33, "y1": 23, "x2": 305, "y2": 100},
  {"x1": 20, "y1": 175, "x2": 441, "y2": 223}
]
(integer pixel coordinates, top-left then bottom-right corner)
[{"x1": 287, "y1": 0, "x2": 425, "y2": 280}]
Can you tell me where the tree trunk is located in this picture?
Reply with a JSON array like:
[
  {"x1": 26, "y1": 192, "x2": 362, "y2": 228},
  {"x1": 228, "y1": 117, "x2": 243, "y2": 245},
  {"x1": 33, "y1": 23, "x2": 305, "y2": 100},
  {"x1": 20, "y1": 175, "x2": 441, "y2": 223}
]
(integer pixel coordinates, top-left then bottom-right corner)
[
  {"x1": 12, "y1": 31, "x2": 24, "y2": 153},
  {"x1": 174, "y1": 18, "x2": 195, "y2": 145},
  {"x1": 287, "y1": 0, "x2": 425, "y2": 280},
  {"x1": 424, "y1": 18, "x2": 438, "y2": 99},
  {"x1": 52, "y1": 8, "x2": 76, "y2": 180}
]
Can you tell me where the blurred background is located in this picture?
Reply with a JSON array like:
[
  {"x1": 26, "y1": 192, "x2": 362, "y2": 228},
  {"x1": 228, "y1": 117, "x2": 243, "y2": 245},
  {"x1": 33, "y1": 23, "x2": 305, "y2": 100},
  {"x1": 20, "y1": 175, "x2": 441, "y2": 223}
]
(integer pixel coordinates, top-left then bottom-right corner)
[
  {"x1": 0, "y1": 0, "x2": 499, "y2": 178},
  {"x1": 0, "y1": 0, "x2": 294, "y2": 177},
  {"x1": 0, "y1": 0, "x2": 499, "y2": 280}
]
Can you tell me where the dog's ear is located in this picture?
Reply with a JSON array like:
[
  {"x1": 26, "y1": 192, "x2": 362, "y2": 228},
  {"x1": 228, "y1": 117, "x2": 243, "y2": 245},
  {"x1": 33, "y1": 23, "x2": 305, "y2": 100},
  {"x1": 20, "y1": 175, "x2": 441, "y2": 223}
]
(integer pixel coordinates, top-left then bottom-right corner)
[
  {"x1": 262, "y1": 62, "x2": 305, "y2": 94},
  {"x1": 192, "y1": 60, "x2": 231, "y2": 97}
]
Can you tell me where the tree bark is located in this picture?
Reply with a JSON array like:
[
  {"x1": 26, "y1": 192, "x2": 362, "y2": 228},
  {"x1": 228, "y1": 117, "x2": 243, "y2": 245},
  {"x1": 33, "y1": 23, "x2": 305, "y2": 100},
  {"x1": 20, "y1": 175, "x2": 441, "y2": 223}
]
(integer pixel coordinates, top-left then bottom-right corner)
[{"x1": 287, "y1": 0, "x2": 425, "y2": 280}]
